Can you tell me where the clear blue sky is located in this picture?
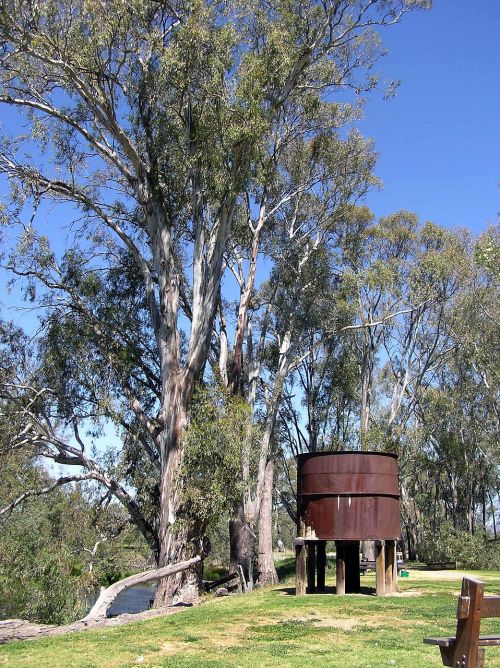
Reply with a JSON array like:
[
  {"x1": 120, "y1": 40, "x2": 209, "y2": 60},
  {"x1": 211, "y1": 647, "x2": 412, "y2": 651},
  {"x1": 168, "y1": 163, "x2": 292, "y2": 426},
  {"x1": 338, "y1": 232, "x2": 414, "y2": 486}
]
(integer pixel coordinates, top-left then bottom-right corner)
[{"x1": 359, "y1": 1, "x2": 499, "y2": 234}]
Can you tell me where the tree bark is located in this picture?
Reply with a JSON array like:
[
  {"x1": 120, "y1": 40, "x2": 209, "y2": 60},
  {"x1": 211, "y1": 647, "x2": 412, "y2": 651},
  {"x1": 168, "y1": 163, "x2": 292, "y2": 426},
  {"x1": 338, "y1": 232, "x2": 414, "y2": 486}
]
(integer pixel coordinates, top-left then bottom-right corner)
[
  {"x1": 361, "y1": 540, "x2": 376, "y2": 561},
  {"x1": 153, "y1": 370, "x2": 207, "y2": 606},
  {"x1": 229, "y1": 503, "x2": 255, "y2": 591},
  {"x1": 155, "y1": 524, "x2": 204, "y2": 606},
  {"x1": 257, "y1": 458, "x2": 278, "y2": 585},
  {"x1": 154, "y1": 407, "x2": 206, "y2": 606},
  {"x1": 401, "y1": 482, "x2": 420, "y2": 561},
  {"x1": 359, "y1": 334, "x2": 375, "y2": 442}
]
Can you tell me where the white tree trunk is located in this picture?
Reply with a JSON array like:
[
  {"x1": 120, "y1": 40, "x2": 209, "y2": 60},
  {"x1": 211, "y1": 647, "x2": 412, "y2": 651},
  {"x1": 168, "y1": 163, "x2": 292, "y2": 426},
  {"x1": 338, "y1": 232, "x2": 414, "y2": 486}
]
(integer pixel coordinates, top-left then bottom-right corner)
[{"x1": 257, "y1": 458, "x2": 279, "y2": 585}]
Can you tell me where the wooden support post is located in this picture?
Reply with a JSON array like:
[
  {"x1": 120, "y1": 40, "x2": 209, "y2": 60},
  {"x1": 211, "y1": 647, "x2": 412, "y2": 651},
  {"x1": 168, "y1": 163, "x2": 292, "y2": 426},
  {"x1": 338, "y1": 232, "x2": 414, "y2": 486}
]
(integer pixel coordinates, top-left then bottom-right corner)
[
  {"x1": 335, "y1": 541, "x2": 345, "y2": 596},
  {"x1": 375, "y1": 540, "x2": 386, "y2": 596},
  {"x1": 316, "y1": 541, "x2": 326, "y2": 593},
  {"x1": 453, "y1": 576, "x2": 484, "y2": 667},
  {"x1": 393, "y1": 544, "x2": 398, "y2": 593},
  {"x1": 385, "y1": 540, "x2": 396, "y2": 593},
  {"x1": 307, "y1": 542, "x2": 316, "y2": 593},
  {"x1": 295, "y1": 539, "x2": 307, "y2": 595}
]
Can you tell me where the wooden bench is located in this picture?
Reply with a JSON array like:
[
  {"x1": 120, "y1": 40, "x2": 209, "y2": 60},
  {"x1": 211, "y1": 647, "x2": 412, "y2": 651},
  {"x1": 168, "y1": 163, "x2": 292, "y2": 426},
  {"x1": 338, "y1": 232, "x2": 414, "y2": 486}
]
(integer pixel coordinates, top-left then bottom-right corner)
[
  {"x1": 360, "y1": 560, "x2": 405, "y2": 575},
  {"x1": 360, "y1": 559, "x2": 376, "y2": 574},
  {"x1": 424, "y1": 576, "x2": 500, "y2": 667},
  {"x1": 426, "y1": 561, "x2": 458, "y2": 570}
]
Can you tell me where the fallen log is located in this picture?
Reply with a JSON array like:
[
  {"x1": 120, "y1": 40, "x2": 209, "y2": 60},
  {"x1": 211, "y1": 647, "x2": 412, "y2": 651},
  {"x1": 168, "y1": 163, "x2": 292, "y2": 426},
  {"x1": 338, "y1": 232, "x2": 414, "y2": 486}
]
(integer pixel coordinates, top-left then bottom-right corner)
[
  {"x1": 203, "y1": 571, "x2": 239, "y2": 591},
  {"x1": 0, "y1": 605, "x2": 191, "y2": 644}
]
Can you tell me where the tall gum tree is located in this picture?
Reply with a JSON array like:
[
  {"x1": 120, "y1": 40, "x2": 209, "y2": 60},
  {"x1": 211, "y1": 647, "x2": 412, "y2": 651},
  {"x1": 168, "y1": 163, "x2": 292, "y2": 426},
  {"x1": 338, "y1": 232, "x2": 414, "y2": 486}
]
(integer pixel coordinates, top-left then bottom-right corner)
[
  {"x1": 223, "y1": 128, "x2": 378, "y2": 585},
  {"x1": 0, "y1": 0, "x2": 429, "y2": 603}
]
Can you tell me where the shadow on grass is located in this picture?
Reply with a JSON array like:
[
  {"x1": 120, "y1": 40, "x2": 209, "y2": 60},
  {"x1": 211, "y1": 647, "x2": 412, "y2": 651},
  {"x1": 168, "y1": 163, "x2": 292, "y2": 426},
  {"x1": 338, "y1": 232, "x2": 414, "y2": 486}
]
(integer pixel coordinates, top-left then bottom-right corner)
[
  {"x1": 276, "y1": 558, "x2": 296, "y2": 582},
  {"x1": 275, "y1": 556, "x2": 337, "y2": 582},
  {"x1": 276, "y1": 585, "x2": 377, "y2": 596}
]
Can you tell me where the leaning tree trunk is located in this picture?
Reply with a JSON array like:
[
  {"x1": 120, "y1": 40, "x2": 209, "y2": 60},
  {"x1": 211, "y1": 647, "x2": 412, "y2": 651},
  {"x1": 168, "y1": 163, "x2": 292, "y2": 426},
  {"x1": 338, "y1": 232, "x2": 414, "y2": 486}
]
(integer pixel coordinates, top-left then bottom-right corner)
[{"x1": 257, "y1": 457, "x2": 279, "y2": 585}]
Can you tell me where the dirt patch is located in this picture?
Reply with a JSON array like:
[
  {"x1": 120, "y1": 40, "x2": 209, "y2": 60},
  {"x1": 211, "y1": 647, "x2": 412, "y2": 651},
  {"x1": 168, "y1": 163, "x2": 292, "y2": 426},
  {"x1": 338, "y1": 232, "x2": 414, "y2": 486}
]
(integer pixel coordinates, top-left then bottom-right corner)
[
  {"x1": 212, "y1": 633, "x2": 245, "y2": 648},
  {"x1": 284, "y1": 614, "x2": 359, "y2": 631},
  {"x1": 311, "y1": 617, "x2": 359, "y2": 630},
  {"x1": 407, "y1": 569, "x2": 466, "y2": 581},
  {"x1": 161, "y1": 641, "x2": 192, "y2": 655}
]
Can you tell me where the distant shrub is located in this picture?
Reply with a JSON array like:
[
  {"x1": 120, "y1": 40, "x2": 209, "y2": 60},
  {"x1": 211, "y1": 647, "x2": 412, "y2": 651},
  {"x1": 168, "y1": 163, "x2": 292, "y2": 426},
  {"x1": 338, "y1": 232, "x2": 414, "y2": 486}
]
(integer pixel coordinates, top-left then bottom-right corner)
[{"x1": 419, "y1": 521, "x2": 500, "y2": 569}]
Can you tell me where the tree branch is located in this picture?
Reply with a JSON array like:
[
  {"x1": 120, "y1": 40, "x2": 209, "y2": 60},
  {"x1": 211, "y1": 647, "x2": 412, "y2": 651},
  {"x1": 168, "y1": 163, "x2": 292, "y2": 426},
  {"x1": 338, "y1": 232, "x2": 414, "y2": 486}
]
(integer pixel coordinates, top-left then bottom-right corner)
[{"x1": 0, "y1": 474, "x2": 94, "y2": 517}]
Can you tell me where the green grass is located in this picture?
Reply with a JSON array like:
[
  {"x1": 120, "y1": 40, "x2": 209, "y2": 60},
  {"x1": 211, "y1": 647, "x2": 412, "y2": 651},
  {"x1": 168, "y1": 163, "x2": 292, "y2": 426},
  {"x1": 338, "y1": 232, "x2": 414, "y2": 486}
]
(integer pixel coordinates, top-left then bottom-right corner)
[{"x1": 1, "y1": 568, "x2": 500, "y2": 667}]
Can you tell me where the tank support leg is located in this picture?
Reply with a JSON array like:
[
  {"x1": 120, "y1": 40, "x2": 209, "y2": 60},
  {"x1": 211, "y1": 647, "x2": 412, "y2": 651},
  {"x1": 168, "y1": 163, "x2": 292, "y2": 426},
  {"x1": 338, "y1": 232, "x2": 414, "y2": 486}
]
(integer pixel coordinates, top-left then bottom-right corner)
[
  {"x1": 376, "y1": 540, "x2": 386, "y2": 596},
  {"x1": 316, "y1": 541, "x2": 326, "y2": 592},
  {"x1": 307, "y1": 542, "x2": 316, "y2": 593},
  {"x1": 385, "y1": 540, "x2": 396, "y2": 593},
  {"x1": 335, "y1": 541, "x2": 346, "y2": 595},
  {"x1": 295, "y1": 539, "x2": 307, "y2": 595}
]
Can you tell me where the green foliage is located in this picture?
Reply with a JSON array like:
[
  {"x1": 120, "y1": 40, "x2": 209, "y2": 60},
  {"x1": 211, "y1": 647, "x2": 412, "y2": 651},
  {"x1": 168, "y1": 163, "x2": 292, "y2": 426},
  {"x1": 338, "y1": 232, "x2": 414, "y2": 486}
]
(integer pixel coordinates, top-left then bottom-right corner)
[
  {"x1": 419, "y1": 522, "x2": 500, "y2": 570},
  {"x1": 0, "y1": 494, "x2": 88, "y2": 624},
  {"x1": 180, "y1": 384, "x2": 257, "y2": 530},
  {"x1": 0, "y1": 486, "x2": 152, "y2": 623},
  {"x1": 0, "y1": 431, "x2": 151, "y2": 623},
  {"x1": 202, "y1": 515, "x2": 232, "y2": 569},
  {"x1": 475, "y1": 225, "x2": 500, "y2": 276}
]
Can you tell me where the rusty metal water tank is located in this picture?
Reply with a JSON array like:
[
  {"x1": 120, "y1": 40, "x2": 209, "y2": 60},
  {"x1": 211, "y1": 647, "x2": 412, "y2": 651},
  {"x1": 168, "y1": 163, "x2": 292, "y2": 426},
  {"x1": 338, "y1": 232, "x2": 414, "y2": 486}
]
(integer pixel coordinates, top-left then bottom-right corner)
[{"x1": 297, "y1": 451, "x2": 401, "y2": 541}]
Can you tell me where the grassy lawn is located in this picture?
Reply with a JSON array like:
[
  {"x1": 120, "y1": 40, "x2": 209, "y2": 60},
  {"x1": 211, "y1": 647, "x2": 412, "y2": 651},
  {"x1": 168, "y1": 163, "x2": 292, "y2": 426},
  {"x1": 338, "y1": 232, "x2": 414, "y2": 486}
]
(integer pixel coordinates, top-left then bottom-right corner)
[{"x1": 1, "y1": 563, "x2": 500, "y2": 668}]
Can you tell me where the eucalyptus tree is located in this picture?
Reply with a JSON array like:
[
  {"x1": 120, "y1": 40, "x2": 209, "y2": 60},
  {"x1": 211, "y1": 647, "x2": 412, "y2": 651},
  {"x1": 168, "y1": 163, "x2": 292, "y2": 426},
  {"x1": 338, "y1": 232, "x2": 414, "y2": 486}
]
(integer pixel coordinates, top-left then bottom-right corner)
[
  {"x1": 450, "y1": 225, "x2": 499, "y2": 424},
  {"x1": 377, "y1": 223, "x2": 470, "y2": 438},
  {"x1": 228, "y1": 129, "x2": 377, "y2": 585},
  {"x1": 254, "y1": 238, "x2": 358, "y2": 583},
  {"x1": 374, "y1": 225, "x2": 499, "y2": 557},
  {"x1": 411, "y1": 228, "x2": 499, "y2": 539},
  {"x1": 223, "y1": 125, "x2": 374, "y2": 580},
  {"x1": 0, "y1": 0, "x2": 428, "y2": 603},
  {"x1": 412, "y1": 348, "x2": 498, "y2": 538},
  {"x1": 336, "y1": 208, "x2": 422, "y2": 444},
  {"x1": 279, "y1": 335, "x2": 359, "y2": 456}
]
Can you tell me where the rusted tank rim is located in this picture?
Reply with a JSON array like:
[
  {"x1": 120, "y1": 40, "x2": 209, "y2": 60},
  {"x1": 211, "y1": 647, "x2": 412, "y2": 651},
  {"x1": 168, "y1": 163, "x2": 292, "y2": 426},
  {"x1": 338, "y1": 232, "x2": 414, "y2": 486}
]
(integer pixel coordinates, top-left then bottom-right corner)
[
  {"x1": 297, "y1": 451, "x2": 397, "y2": 460},
  {"x1": 297, "y1": 451, "x2": 399, "y2": 498}
]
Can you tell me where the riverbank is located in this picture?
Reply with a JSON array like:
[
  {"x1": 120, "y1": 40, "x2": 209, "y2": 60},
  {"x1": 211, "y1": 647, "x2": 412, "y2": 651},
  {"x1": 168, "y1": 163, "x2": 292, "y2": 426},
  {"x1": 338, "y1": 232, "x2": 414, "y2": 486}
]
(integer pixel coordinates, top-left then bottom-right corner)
[
  {"x1": 2, "y1": 567, "x2": 500, "y2": 667},
  {"x1": 0, "y1": 602, "x2": 194, "y2": 644}
]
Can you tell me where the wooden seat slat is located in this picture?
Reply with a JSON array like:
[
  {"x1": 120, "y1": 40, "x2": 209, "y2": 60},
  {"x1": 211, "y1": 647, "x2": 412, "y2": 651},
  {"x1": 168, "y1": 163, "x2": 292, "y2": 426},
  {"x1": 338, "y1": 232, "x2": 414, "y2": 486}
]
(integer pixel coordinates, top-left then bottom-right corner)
[
  {"x1": 478, "y1": 636, "x2": 500, "y2": 647},
  {"x1": 424, "y1": 636, "x2": 500, "y2": 648},
  {"x1": 424, "y1": 637, "x2": 455, "y2": 647},
  {"x1": 482, "y1": 596, "x2": 500, "y2": 618}
]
